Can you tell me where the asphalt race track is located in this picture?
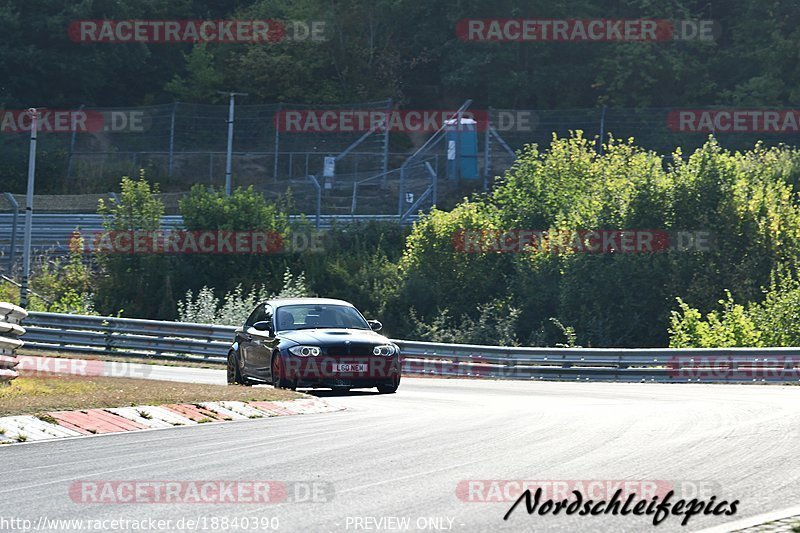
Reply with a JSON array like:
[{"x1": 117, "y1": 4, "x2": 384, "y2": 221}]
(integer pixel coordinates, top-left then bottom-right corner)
[{"x1": 1, "y1": 375, "x2": 799, "y2": 532}]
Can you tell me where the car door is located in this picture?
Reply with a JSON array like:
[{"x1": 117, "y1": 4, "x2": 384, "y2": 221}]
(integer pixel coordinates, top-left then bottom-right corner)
[
  {"x1": 239, "y1": 304, "x2": 267, "y2": 371},
  {"x1": 249, "y1": 304, "x2": 276, "y2": 375}
]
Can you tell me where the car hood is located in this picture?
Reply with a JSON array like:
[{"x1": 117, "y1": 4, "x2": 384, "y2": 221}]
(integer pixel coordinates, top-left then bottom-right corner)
[{"x1": 277, "y1": 328, "x2": 390, "y2": 346}]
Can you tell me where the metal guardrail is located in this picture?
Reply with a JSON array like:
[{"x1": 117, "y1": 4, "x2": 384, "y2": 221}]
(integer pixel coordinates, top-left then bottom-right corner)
[
  {"x1": 0, "y1": 303, "x2": 27, "y2": 384},
  {"x1": 0, "y1": 213, "x2": 419, "y2": 265},
  {"x1": 18, "y1": 312, "x2": 800, "y2": 382},
  {"x1": 23, "y1": 312, "x2": 235, "y2": 363}
]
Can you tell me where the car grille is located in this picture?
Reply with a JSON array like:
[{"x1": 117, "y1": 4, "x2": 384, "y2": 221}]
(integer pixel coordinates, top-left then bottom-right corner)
[{"x1": 326, "y1": 343, "x2": 375, "y2": 357}]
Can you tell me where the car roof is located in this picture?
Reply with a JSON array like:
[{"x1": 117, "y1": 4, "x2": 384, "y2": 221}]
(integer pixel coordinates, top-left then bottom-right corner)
[{"x1": 266, "y1": 297, "x2": 355, "y2": 308}]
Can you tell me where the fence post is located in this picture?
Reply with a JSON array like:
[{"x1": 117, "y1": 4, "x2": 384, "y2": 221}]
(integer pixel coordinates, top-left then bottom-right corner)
[
  {"x1": 382, "y1": 98, "x2": 391, "y2": 174},
  {"x1": 65, "y1": 104, "x2": 84, "y2": 182},
  {"x1": 397, "y1": 165, "x2": 405, "y2": 216},
  {"x1": 483, "y1": 107, "x2": 492, "y2": 191},
  {"x1": 3, "y1": 193, "x2": 19, "y2": 270},
  {"x1": 307, "y1": 175, "x2": 321, "y2": 229},
  {"x1": 168, "y1": 102, "x2": 177, "y2": 177},
  {"x1": 598, "y1": 105, "x2": 607, "y2": 154},
  {"x1": 273, "y1": 103, "x2": 282, "y2": 183}
]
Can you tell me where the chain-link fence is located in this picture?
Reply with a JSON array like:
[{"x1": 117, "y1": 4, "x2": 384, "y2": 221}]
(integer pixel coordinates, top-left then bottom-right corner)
[
  {"x1": 0, "y1": 100, "x2": 393, "y2": 193},
  {"x1": 2, "y1": 103, "x2": 800, "y2": 215},
  {"x1": 485, "y1": 107, "x2": 800, "y2": 179}
]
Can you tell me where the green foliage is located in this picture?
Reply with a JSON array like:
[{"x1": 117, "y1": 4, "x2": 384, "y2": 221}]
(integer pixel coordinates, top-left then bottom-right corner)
[
  {"x1": 0, "y1": 234, "x2": 96, "y2": 314},
  {"x1": 397, "y1": 134, "x2": 800, "y2": 347},
  {"x1": 164, "y1": 44, "x2": 224, "y2": 103},
  {"x1": 548, "y1": 318, "x2": 580, "y2": 349},
  {"x1": 672, "y1": 268, "x2": 800, "y2": 348},
  {"x1": 93, "y1": 172, "x2": 171, "y2": 318},
  {"x1": 54, "y1": 136, "x2": 800, "y2": 349},
  {"x1": 5, "y1": 1, "x2": 800, "y2": 111},
  {"x1": 409, "y1": 299, "x2": 521, "y2": 347},
  {"x1": 171, "y1": 184, "x2": 291, "y2": 316},
  {"x1": 98, "y1": 172, "x2": 164, "y2": 231},
  {"x1": 29, "y1": 238, "x2": 95, "y2": 315},
  {"x1": 397, "y1": 200, "x2": 511, "y2": 332},
  {"x1": 177, "y1": 268, "x2": 311, "y2": 325},
  {"x1": 669, "y1": 292, "x2": 762, "y2": 348},
  {"x1": 179, "y1": 184, "x2": 288, "y2": 232},
  {"x1": 751, "y1": 269, "x2": 800, "y2": 346}
]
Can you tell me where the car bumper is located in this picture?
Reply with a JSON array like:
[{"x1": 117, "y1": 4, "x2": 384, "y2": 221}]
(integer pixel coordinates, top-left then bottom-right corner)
[{"x1": 282, "y1": 355, "x2": 400, "y2": 388}]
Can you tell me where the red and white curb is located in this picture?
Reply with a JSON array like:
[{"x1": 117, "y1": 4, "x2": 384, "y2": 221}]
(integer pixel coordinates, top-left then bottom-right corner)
[{"x1": 0, "y1": 397, "x2": 343, "y2": 444}]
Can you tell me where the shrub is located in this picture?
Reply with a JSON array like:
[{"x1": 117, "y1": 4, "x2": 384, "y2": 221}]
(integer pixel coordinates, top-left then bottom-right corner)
[
  {"x1": 409, "y1": 299, "x2": 521, "y2": 346},
  {"x1": 92, "y1": 172, "x2": 171, "y2": 318},
  {"x1": 177, "y1": 269, "x2": 311, "y2": 325}
]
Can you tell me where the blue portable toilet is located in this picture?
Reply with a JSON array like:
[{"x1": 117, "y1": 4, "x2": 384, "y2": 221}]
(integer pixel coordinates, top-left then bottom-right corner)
[{"x1": 444, "y1": 117, "x2": 478, "y2": 180}]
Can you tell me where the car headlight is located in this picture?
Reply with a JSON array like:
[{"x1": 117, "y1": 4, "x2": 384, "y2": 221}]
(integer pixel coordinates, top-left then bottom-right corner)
[
  {"x1": 373, "y1": 344, "x2": 397, "y2": 356},
  {"x1": 289, "y1": 345, "x2": 321, "y2": 357}
]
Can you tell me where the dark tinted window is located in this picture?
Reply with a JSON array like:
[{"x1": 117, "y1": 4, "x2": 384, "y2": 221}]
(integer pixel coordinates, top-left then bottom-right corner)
[{"x1": 275, "y1": 304, "x2": 369, "y2": 331}]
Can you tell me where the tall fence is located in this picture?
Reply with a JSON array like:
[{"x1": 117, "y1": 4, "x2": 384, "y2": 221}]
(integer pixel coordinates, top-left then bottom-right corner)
[
  {"x1": 18, "y1": 311, "x2": 800, "y2": 383},
  {"x1": 484, "y1": 107, "x2": 800, "y2": 178},
  {"x1": 0, "y1": 100, "x2": 393, "y2": 193},
  {"x1": 4, "y1": 103, "x2": 800, "y2": 194},
  {"x1": 0, "y1": 303, "x2": 26, "y2": 384}
]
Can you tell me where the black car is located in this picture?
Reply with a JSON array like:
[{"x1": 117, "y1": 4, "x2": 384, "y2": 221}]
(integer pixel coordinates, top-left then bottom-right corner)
[{"x1": 227, "y1": 298, "x2": 401, "y2": 393}]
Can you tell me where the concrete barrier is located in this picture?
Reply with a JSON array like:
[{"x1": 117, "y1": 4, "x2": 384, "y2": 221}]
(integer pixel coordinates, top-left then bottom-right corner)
[{"x1": 0, "y1": 302, "x2": 27, "y2": 384}]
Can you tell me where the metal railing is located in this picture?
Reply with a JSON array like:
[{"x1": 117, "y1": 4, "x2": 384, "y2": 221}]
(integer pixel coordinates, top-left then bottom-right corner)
[
  {"x1": 18, "y1": 312, "x2": 800, "y2": 383},
  {"x1": 0, "y1": 302, "x2": 27, "y2": 384},
  {"x1": 0, "y1": 213, "x2": 419, "y2": 267}
]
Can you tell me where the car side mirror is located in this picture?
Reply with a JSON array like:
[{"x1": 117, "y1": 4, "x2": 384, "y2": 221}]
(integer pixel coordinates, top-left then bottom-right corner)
[
  {"x1": 253, "y1": 321, "x2": 274, "y2": 335},
  {"x1": 368, "y1": 320, "x2": 383, "y2": 332}
]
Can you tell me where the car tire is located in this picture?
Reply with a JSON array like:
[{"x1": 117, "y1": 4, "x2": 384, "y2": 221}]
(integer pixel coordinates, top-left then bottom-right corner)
[
  {"x1": 271, "y1": 354, "x2": 296, "y2": 391},
  {"x1": 377, "y1": 374, "x2": 400, "y2": 394},
  {"x1": 227, "y1": 351, "x2": 241, "y2": 384},
  {"x1": 227, "y1": 350, "x2": 251, "y2": 386}
]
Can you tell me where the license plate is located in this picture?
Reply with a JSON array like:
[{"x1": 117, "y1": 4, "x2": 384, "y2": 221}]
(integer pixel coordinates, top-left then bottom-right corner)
[{"x1": 333, "y1": 363, "x2": 368, "y2": 372}]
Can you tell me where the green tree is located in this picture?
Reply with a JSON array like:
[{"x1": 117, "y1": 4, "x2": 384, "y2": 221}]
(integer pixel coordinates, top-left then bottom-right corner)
[{"x1": 93, "y1": 173, "x2": 173, "y2": 318}]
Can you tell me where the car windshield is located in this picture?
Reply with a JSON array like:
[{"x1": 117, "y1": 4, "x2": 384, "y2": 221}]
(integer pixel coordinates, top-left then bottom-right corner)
[{"x1": 275, "y1": 304, "x2": 370, "y2": 331}]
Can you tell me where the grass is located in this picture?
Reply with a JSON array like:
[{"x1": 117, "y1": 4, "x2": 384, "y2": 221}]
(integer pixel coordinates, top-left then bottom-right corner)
[{"x1": 0, "y1": 375, "x2": 301, "y2": 417}]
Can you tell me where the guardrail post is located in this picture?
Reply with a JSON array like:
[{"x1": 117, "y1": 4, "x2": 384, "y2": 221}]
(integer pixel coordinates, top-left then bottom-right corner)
[{"x1": 104, "y1": 318, "x2": 114, "y2": 355}]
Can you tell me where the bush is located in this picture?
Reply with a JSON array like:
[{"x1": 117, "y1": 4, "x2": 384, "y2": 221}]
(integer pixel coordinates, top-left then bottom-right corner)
[
  {"x1": 669, "y1": 292, "x2": 762, "y2": 348},
  {"x1": 670, "y1": 268, "x2": 800, "y2": 348},
  {"x1": 179, "y1": 184, "x2": 288, "y2": 232},
  {"x1": 396, "y1": 134, "x2": 800, "y2": 347},
  {"x1": 92, "y1": 172, "x2": 172, "y2": 318},
  {"x1": 177, "y1": 269, "x2": 311, "y2": 325},
  {"x1": 29, "y1": 239, "x2": 96, "y2": 315},
  {"x1": 409, "y1": 299, "x2": 521, "y2": 346}
]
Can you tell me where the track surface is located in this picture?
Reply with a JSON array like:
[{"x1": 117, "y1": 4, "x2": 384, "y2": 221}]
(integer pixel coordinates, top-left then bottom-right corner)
[{"x1": 1, "y1": 376, "x2": 799, "y2": 532}]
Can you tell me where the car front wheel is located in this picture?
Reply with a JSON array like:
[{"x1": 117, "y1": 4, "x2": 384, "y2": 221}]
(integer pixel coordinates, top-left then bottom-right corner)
[
  {"x1": 271, "y1": 354, "x2": 296, "y2": 391},
  {"x1": 377, "y1": 374, "x2": 400, "y2": 394}
]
